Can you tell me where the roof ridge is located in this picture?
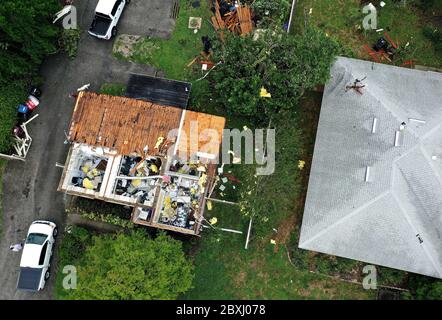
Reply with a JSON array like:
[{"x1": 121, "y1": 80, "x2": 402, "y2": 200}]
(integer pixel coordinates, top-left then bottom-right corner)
[
  {"x1": 299, "y1": 191, "x2": 390, "y2": 247},
  {"x1": 390, "y1": 187, "x2": 442, "y2": 277}
]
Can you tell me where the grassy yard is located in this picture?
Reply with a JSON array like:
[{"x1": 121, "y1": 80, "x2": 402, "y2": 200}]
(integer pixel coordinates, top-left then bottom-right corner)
[
  {"x1": 126, "y1": 0, "x2": 216, "y2": 81},
  {"x1": 294, "y1": 0, "x2": 442, "y2": 68}
]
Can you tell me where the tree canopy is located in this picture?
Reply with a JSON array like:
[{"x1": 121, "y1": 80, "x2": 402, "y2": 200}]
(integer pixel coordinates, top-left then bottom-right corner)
[
  {"x1": 0, "y1": 0, "x2": 60, "y2": 85},
  {"x1": 211, "y1": 27, "x2": 341, "y2": 119},
  {"x1": 65, "y1": 231, "x2": 194, "y2": 300}
]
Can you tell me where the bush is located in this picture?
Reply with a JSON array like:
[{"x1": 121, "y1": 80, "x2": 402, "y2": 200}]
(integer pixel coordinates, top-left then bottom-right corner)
[
  {"x1": 58, "y1": 226, "x2": 93, "y2": 264},
  {"x1": 407, "y1": 274, "x2": 442, "y2": 300},
  {"x1": 67, "y1": 198, "x2": 134, "y2": 228},
  {"x1": 0, "y1": 0, "x2": 60, "y2": 85},
  {"x1": 64, "y1": 231, "x2": 194, "y2": 300},
  {"x1": 251, "y1": 0, "x2": 291, "y2": 27},
  {"x1": 59, "y1": 28, "x2": 82, "y2": 59},
  {"x1": 423, "y1": 25, "x2": 442, "y2": 53},
  {"x1": 0, "y1": 83, "x2": 27, "y2": 152}
]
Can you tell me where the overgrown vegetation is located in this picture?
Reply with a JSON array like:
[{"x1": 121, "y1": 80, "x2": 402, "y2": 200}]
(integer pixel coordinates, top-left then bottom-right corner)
[
  {"x1": 211, "y1": 28, "x2": 341, "y2": 119},
  {"x1": 0, "y1": 0, "x2": 61, "y2": 151},
  {"x1": 0, "y1": 160, "x2": 5, "y2": 233},
  {"x1": 0, "y1": 83, "x2": 27, "y2": 152},
  {"x1": 67, "y1": 198, "x2": 133, "y2": 229},
  {"x1": 59, "y1": 28, "x2": 82, "y2": 59},
  {"x1": 0, "y1": 0, "x2": 60, "y2": 85},
  {"x1": 58, "y1": 230, "x2": 194, "y2": 300},
  {"x1": 99, "y1": 83, "x2": 127, "y2": 96},
  {"x1": 55, "y1": 226, "x2": 93, "y2": 300}
]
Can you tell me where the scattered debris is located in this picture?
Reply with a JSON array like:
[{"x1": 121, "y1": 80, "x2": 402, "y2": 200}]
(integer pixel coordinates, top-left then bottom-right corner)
[
  {"x1": 77, "y1": 83, "x2": 91, "y2": 92},
  {"x1": 210, "y1": 0, "x2": 254, "y2": 38},
  {"x1": 345, "y1": 76, "x2": 366, "y2": 95},
  {"x1": 260, "y1": 87, "x2": 271, "y2": 98},
  {"x1": 298, "y1": 160, "x2": 306, "y2": 170}
]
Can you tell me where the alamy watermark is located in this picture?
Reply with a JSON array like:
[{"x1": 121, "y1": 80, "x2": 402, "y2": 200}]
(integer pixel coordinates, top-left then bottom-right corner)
[
  {"x1": 62, "y1": 265, "x2": 77, "y2": 290},
  {"x1": 362, "y1": 265, "x2": 377, "y2": 290},
  {"x1": 164, "y1": 122, "x2": 276, "y2": 176},
  {"x1": 54, "y1": 5, "x2": 78, "y2": 29}
]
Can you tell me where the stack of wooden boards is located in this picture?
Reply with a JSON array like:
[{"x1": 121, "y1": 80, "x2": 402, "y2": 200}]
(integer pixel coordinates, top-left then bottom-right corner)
[{"x1": 211, "y1": 0, "x2": 254, "y2": 38}]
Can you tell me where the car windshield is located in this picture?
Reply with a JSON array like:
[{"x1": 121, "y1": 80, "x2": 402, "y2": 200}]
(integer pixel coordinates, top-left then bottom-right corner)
[{"x1": 26, "y1": 233, "x2": 47, "y2": 245}]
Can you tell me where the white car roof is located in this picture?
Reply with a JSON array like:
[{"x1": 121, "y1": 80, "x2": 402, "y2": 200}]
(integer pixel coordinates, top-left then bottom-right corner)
[
  {"x1": 20, "y1": 244, "x2": 43, "y2": 268},
  {"x1": 96, "y1": 0, "x2": 118, "y2": 16},
  {"x1": 28, "y1": 222, "x2": 52, "y2": 236}
]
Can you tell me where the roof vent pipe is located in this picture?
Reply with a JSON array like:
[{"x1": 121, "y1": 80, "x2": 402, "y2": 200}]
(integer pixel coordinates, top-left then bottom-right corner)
[{"x1": 372, "y1": 117, "x2": 378, "y2": 133}]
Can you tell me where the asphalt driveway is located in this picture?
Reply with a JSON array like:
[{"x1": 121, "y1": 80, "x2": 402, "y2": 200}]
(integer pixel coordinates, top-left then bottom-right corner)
[{"x1": 0, "y1": 0, "x2": 175, "y2": 300}]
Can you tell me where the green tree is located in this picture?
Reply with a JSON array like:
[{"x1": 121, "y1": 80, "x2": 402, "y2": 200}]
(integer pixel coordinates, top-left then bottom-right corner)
[
  {"x1": 211, "y1": 27, "x2": 341, "y2": 119},
  {"x1": 0, "y1": 0, "x2": 60, "y2": 85},
  {"x1": 65, "y1": 231, "x2": 194, "y2": 300},
  {"x1": 406, "y1": 275, "x2": 442, "y2": 300},
  {"x1": 0, "y1": 83, "x2": 27, "y2": 152}
]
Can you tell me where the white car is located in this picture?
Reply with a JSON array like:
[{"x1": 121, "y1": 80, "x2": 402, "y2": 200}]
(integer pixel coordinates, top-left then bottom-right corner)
[
  {"x1": 17, "y1": 221, "x2": 57, "y2": 292},
  {"x1": 88, "y1": 0, "x2": 130, "y2": 40}
]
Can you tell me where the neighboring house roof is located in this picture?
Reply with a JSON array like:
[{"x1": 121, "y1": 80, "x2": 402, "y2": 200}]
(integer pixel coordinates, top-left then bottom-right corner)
[
  {"x1": 68, "y1": 92, "x2": 225, "y2": 157},
  {"x1": 299, "y1": 57, "x2": 442, "y2": 279}
]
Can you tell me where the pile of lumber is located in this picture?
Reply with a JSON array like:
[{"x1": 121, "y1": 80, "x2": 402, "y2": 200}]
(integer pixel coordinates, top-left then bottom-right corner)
[{"x1": 211, "y1": 0, "x2": 254, "y2": 37}]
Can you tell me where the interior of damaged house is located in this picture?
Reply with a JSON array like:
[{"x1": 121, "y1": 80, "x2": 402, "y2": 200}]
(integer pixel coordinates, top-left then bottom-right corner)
[{"x1": 58, "y1": 80, "x2": 225, "y2": 236}]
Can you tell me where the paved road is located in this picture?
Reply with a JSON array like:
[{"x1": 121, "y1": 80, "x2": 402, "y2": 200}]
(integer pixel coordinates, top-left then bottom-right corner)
[{"x1": 0, "y1": 0, "x2": 175, "y2": 300}]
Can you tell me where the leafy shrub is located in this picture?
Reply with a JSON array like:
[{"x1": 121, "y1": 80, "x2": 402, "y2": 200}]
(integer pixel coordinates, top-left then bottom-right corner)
[
  {"x1": 423, "y1": 25, "x2": 442, "y2": 53},
  {"x1": 58, "y1": 226, "x2": 93, "y2": 264},
  {"x1": 64, "y1": 231, "x2": 194, "y2": 300},
  {"x1": 0, "y1": 83, "x2": 27, "y2": 152},
  {"x1": 0, "y1": 0, "x2": 60, "y2": 85},
  {"x1": 251, "y1": 0, "x2": 291, "y2": 26},
  {"x1": 406, "y1": 274, "x2": 442, "y2": 300},
  {"x1": 67, "y1": 198, "x2": 134, "y2": 228},
  {"x1": 59, "y1": 28, "x2": 82, "y2": 59}
]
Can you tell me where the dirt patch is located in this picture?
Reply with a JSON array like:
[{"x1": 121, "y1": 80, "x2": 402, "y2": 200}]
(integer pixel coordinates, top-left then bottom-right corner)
[{"x1": 113, "y1": 34, "x2": 142, "y2": 58}]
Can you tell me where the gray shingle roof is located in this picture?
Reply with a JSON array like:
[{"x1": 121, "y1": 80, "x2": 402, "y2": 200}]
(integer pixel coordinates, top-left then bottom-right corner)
[{"x1": 299, "y1": 57, "x2": 442, "y2": 278}]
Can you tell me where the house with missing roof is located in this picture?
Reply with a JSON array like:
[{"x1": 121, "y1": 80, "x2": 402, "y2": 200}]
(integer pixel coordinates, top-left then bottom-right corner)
[
  {"x1": 58, "y1": 76, "x2": 225, "y2": 236},
  {"x1": 299, "y1": 57, "x2": 442, "y2": 278}
]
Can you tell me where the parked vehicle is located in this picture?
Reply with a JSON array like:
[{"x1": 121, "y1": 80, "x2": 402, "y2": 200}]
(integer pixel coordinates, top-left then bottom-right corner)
[
  {"x1": 17, "y1": 221, "x2": 57, "y2": 292},
  {"x1": 88, "y1": 0, "x2": 130, "y2": 40}
]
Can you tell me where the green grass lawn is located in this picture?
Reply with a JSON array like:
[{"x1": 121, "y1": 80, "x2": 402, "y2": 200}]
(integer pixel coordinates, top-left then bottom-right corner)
[
  {"x1": 129, "y1": 0, "x2": 216, "y2": 81},
  {"x1": 99, "y1": 83, "x2": 127, "y2": 96},
  {"x1": 294, "y1": 0, "x2": 442, "y2": 68}
]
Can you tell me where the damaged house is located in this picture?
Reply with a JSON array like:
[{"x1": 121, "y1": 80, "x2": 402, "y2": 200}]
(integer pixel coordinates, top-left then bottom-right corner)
[{"x1": 58, "y1": 91, "x2": 225, "y2": 235}]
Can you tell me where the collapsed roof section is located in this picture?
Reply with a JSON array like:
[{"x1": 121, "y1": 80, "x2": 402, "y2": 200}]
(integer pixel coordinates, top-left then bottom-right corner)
[
  {"x1": 299, "y1": 57, "x2": 442, "y2": 278},
  {"x1": 59, "y1": 91, "x2": 226, "y2": 235},
  {"x1": 68, "y1": 91, "x2": 225, "y2": 157}
]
